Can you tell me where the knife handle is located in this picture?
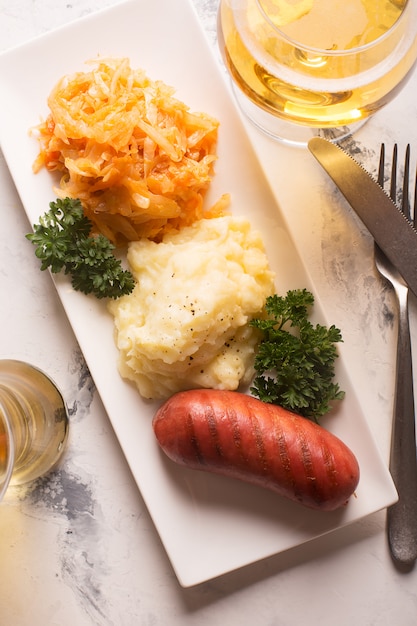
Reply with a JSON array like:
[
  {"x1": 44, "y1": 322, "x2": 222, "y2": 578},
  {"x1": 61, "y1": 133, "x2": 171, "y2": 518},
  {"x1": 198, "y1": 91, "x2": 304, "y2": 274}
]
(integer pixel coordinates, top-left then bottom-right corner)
[{"x1": 387, "y1": 287, "x2": 417, "y2": 566}]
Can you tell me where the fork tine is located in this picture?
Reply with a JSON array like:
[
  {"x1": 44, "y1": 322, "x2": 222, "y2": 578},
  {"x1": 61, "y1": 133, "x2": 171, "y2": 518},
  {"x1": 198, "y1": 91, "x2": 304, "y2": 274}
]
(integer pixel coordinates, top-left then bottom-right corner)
[
  {"x1": 402, "y1": 144, "x2": 411, "y2": 221},
  {"x1": 413, "y1": 158, "x2": 417, "y2": 227},
  {"x1": 378, "y1": 143, "x2": 385, "y2": 187},
  {"x1": 390, "y1": 144, "x2": 398, "y2": 203}
]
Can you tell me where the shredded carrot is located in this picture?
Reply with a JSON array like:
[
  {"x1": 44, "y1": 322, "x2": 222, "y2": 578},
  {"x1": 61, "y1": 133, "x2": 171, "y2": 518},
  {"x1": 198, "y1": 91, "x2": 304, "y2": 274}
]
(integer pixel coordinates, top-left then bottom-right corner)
[{"x1": 32, "y1": 57, "x2": 228, "y2": 244}]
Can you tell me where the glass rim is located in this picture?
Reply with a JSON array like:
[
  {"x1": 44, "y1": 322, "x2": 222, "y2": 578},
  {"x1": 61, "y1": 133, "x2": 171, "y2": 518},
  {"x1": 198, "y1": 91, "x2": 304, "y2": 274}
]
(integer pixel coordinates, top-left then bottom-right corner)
[
  {"x1": 0, "y1": 401, "x2": 15, "y2": 502},
  {"x1": 255, "y1": 0, "x2": 411, "y2": 57}
]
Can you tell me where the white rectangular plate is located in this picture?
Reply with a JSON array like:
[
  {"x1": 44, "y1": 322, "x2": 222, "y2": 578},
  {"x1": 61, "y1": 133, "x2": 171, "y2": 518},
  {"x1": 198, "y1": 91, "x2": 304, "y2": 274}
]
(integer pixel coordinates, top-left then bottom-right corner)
[{"x1": 0, "y1": 0, "x2": 397, "y2": 587}]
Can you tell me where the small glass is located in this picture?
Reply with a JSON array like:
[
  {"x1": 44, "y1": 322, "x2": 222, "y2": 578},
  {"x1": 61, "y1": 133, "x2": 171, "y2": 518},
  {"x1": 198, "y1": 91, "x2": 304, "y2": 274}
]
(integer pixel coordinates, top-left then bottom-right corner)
[
  {"x1": 218, "y1": 0, "x2": 417, "y2": 146},
  {"x1": 0, "y1": 360, "x2": 69, "y2": 502}
]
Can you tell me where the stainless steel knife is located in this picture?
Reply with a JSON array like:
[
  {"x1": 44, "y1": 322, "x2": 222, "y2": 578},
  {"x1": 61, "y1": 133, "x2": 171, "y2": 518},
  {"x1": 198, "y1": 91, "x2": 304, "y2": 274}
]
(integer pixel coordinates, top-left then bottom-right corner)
[{"x1": 308, "y1": 137, "x2": 417, "y2": 299}]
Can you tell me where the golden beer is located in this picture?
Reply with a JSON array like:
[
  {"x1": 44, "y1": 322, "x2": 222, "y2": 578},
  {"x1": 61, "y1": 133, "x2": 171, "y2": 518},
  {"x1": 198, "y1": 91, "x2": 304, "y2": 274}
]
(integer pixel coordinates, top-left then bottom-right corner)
[
  {"x1": 218, "y1": 0, "x2": 417, "y2": 142},
  {"x1": 0, "y1": 360, "x2": 68, "y2": 499}
]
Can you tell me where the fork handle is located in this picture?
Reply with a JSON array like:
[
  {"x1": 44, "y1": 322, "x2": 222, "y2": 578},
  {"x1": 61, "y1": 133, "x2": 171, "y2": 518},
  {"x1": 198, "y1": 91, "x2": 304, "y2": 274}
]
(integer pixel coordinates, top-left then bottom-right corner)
[{"x1": 387, "y1": 289, "x2": 417, "y2": 565}]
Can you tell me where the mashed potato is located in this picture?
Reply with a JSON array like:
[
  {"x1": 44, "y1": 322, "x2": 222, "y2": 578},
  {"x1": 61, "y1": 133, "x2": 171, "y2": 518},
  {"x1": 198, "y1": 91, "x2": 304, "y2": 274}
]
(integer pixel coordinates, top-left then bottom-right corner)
[{"x1": 108, "y1": 216, "x2": 275, "y2": 399}]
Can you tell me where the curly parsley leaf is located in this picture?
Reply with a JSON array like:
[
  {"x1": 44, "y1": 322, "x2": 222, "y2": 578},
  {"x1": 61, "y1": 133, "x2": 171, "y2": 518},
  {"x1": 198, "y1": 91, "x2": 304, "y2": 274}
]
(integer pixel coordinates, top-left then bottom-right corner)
[
  {"x1": 26, "y1": 198, "x2": 135, "y2": 299},
  {"x1": 250, "y1": 289, "x2": 345, "y2": 421}
]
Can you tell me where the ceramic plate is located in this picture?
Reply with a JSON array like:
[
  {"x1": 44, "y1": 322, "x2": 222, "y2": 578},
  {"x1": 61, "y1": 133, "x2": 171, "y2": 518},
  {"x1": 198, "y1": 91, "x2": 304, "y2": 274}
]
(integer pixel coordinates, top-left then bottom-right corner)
[{"x1": 0, "y1": 0, "x2": 397, "y2": 587}]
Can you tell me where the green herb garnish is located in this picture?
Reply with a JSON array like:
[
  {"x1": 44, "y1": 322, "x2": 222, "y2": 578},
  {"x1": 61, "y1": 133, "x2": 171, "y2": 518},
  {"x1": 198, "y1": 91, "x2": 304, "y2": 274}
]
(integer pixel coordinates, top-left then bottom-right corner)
[
  {"x1": 250, "y1": 288, "x2": 345, "y2": 421},
  {"x1": 26, "y1": 198, "x2": 135, "y2": 299}
]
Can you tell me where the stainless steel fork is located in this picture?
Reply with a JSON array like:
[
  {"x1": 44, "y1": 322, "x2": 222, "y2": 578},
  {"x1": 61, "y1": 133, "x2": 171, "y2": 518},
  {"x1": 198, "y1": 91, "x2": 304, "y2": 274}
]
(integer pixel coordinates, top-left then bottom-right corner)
[{"x1": 375, "y1": 144, "x2": 417, "y2": 566}]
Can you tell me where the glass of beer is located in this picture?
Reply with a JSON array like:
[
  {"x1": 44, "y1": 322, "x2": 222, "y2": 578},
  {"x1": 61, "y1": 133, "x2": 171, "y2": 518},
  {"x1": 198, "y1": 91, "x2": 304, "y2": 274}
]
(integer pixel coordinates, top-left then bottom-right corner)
[
  {"x1": 0, "y1": 360, "x2": 69, "y2": 502},
  {"x1": 218, "y1": 0, "x2": 417, "y2": 145}
]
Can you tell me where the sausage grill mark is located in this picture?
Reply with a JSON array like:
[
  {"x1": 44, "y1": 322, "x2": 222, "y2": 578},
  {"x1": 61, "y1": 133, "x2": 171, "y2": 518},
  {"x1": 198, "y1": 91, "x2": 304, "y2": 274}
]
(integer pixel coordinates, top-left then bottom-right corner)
[
  {"x1": 273, "y1": 414, "x2": 299, "y2": 498},
  {"x1": 295, "y1": 419, "x2": 321, "y2": 504},
  {"x1": 250, "y1": 410, "x2": 269, "y2": 475},
  {"x1": 186, "y1": 411, "x2": 205, "y2": 465},
  {"x1": 320, "y1": 436, "x2": 338, "y2": 489},
  {"x1": 227, "y1": 407, "x2": 245, "y2": 462},
  {"x1": 206, "y1": 404, "x2": 223, "y2": 459}
]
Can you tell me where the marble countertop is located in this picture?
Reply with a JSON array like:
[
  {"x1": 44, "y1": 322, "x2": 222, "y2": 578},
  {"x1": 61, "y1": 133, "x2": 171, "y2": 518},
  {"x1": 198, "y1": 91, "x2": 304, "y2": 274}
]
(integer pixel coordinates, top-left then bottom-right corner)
[{"x1": 1, "y1": 0, "x2": 417, "y2": 624}]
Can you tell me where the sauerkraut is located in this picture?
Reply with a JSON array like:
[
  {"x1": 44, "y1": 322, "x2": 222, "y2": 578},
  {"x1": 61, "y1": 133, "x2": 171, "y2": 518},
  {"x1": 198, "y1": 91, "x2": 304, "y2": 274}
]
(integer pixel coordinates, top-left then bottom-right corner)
[{"x1": 32, "y1": 57, "x2": 226, "y2": 244}]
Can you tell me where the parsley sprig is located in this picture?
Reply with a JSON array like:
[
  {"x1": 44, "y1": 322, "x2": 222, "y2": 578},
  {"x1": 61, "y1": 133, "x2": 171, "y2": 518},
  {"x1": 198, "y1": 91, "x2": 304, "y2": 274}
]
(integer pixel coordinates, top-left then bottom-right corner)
[
  {"x1": 250, "y1": 289, "x2": 345, "y2": 421},
  {"x1": 26, "y1": 198, "x2": 135, "y2": 299}
]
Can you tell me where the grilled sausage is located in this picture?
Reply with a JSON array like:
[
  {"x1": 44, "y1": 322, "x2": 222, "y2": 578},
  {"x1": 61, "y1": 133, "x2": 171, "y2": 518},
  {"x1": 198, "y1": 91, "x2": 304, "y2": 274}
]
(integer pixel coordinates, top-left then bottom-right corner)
[{"x1": 153, "y1": 389, "x2": 360, "y2": 511}]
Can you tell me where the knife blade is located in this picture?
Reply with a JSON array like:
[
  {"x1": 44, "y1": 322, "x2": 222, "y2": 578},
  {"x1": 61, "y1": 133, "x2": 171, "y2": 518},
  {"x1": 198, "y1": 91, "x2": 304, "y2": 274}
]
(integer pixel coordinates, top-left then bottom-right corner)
[{"x1": 308, "y1": 137, "x2": 417, "y2": 299}]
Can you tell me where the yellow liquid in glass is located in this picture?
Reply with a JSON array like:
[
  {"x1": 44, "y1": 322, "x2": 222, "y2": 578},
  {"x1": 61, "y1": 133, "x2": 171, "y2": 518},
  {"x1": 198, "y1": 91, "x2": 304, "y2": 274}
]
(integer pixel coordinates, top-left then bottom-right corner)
[
  {"x1": 0, "y1": 417, "x2": 9, "y2": 488},
  {"x1": 0, "y1": 360, "x2": 68, "y2": 490},
  {"x1": 259, "y1": 0, "x2": 403, "y2": 49},
  {"x1": 219, "y1": 0, "x2": 416, "y2": 128}
]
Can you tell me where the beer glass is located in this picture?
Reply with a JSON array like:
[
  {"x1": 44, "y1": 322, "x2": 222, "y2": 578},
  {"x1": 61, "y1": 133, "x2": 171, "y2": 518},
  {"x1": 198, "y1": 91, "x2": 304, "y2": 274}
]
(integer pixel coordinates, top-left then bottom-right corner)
[
  {"x1": 218, "y1": 0, "x2": 417, "y2": 145},
  {"x1": 0, "y1": 360, "x2": 69, "y2": 502}
]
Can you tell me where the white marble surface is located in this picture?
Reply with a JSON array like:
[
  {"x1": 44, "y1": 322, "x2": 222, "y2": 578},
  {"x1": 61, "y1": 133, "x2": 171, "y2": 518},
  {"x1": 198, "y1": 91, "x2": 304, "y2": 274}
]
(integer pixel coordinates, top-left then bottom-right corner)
[{"x1": 1, "y1": 0, "x2": 417, "y2": 624}]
